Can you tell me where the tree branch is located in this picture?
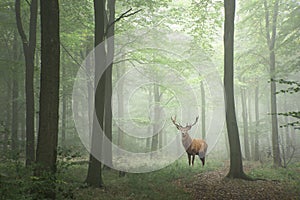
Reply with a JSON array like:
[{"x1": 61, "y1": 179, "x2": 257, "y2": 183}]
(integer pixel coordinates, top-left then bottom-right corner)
[
  {"x1": 270, "y1": 0, "x2": 279, "y2": 49},
  {"x1": 28, "y1": 0, "x2": 38, "y2": 51},
  {"x1": 106, "y1": 8, "x2": 142, "y2": 33},
  {"x1": 15, "y1": 0, "x2": 28, "y2": 46}
]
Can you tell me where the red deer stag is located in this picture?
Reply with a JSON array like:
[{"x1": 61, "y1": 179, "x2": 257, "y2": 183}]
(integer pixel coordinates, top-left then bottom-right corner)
[{"x1": 171, "y1": 116, "x2": 208, "y2": 166}]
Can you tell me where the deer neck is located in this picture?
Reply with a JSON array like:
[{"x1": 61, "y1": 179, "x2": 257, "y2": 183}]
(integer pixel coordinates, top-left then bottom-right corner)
[{"x1": 182, "y1": 133, "x2": 193, "y2": 151}]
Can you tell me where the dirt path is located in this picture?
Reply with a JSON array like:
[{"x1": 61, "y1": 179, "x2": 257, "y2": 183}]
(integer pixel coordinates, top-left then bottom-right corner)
[{"x1": 176, "y1": 166, "x2": 300, "y2": 200}]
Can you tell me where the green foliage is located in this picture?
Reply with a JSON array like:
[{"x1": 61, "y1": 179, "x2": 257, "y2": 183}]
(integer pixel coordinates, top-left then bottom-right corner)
[
  {"x1": 272, "y1": 79, "x2": 300, "y2": 128},
  {"x1": 0, "y1": 156, "x2": 222, "y2": 199},
  {"x1": 75, "y1": 158, "x2": 222, "y2": 200},
  {"x1": 274, "y1": 79, "x2": 300, "y2": 94},
  {"x1": 0, "y1": 149, "x2": 84, "y2": 199},
  {"x1": 250, "y1": 162, "x2": 300, "y2": 182}
]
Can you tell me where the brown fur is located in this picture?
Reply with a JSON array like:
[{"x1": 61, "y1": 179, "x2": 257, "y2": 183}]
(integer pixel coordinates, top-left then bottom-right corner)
[
  {"x1": 171, "y1": 116, "x2": 208, "y2": 166},
  {"x1": 184, "y1": 136, "x2": 208, "y2": 166}
]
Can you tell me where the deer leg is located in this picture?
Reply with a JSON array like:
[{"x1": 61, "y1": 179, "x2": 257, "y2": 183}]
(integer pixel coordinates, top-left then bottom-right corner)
[
  {"x1": 192, "y1": 155, "x2": 195, "y2": 166},
  {"x1": 200, "y1": 157, "x2": 205, "y2": 166},
  {"x1": 187, "y1": 153, "x2": 191, "y2": 166}
]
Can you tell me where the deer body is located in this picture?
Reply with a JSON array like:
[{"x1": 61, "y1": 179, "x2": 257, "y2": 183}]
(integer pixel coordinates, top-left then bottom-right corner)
[{"x1": 172, "y1": 116, "x2": 208, "y2": 166}]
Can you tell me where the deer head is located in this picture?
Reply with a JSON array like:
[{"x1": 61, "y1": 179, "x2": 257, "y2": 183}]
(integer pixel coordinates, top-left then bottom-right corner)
[{"x1": 171, "y1": 116, "x2": 199, "y2": 136}]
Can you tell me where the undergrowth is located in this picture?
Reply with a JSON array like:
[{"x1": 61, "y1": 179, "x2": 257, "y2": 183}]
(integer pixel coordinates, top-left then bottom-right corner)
[{"x1": 1, "y1": 155, "x2": 299, "y2": 200}]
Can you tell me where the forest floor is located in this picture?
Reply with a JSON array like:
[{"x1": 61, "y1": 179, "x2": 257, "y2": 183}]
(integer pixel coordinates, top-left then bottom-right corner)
[
  {"x1": 1, "y1": 158, "x2": 300, "y2": 199},
  {"x1": 175, "y1": 162, "x2": 300, "y2": 200}
]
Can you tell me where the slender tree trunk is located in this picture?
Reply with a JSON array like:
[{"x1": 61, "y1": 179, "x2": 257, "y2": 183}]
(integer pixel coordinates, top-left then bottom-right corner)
[
  {"x1": 264, "y1": 0, "x2": 281, "y2": 167},
  {"x1": 290, "y1": 125, "x2": 296, "y2": 147},
  {"x1": 200, "y1": 81, "x2": 206, "y2": 139},
  {"x1": 224, "y1": 0, "x2": 248, "y2": 179},
  {"x1": 117, "y1": 65, "x2": 124, "y2": 152},
  {"x1": 248, "y1": 90, "x2": 255, "y2": 160},
  {"x1": 283, "y1": 95, "x2": 290, "y2": 157},
  {"x1": 241, "y1": 87, "x2": 250, "y2": 160},
  {"x1": 85, "y1": 46, "x2": 93, "y2": 139},
  {"x1": 4, "y1": 81, "x2": 11, "y2": 153},
  {"x1": 85, "y1": 0, "x2": 106, "y2": 187},
  {"x1": 11, "y1": 32, "x2": 19, "y2": 155},
  {"x1": 20, "y1": 106, "x2": 26, "y2": 152},
  {"x1": 151, "y1": 84, "x2": 159, "y2": 157},
  {"x1": 61, "y1": 61, "x2": 67, "y2": 149},
  {"x1": 11, "y1": 73, "x2": 19, "y2": 155},
  {"x1": 103, "y1": 0, "x2": 115, "y2": 169},
  {"x1": 15, "y1": 0, "x2": 38, "y2": 166},
  {"x1": 104, "y1": 66, "x2": 113, "y2": 168},
  {"x1": 116, "y1": 64, "x2": 126, "y2": 177},
  {"x1": 146, "y1": 88, "x2": 152, "y2": 151},
  {"x1": 254, "y1": 85, "x2": 260, "y2": 161}
]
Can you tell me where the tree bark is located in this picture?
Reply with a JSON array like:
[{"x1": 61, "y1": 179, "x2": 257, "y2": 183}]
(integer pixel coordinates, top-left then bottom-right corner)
[
  {"x1": 3, "y1": 81, "x2": 11, "y2": 153},
  {"x1": 117, "y1": 64, "x2": 125, "y2": 152},
  {"x1": 15, "y1": 0, "x2": 37, "y2": 166},
  {"x1": 116, "y1": 63, "x2": 126, "y2": 177},
  {"x1": 264, "y1": 0, "x2": 281, "y2": 167},
  {"x1": 35, "y1": 0, "x2": 60, "y2": 198},
  {"x1": 61, "y1": 58, "x2": 67, "y2": 149},
  {"x1": 151, "y1": 84, "x2": 160, "y2": 157},
  {"x1": 85, "y1": 0, "x2": 106, "y2": 187},
  {"x1": 254, "y1": 85, "x2": 260, "y2": 161},
  {"x1": 283, "y1": 94, "x2": 290, "y2": 157},
  {"x1": 248, "y1": 90, "x2": 254, "y2": 160},
  {"x1": 36, "y1": 0, "x2": 60, "y2": 174},
  {"x1": 224, "y1": 0, "x2": 249, "y2": 179},
  {"x1": 200, "y1": 81, "x2": 206, "y2": 139},
  {"x1": 146, "y1": 87, "x2": 152, "y2": 152},
  {"x1": 103, "y1": 0, "x2": 115, "y2": 169},
  {"x1": 11, "y1": 32, "x2": 19, "y2": 155},
  {"x1": 11, "y1": 70, "x2": 19, "y2": 155},
  {"x1": 241, "y1": 87, "x2": 250, "y2": 160}
]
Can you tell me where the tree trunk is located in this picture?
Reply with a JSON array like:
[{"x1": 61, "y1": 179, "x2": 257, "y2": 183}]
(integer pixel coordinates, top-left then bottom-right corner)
[
  {"x1": 35, "y1": 0, "x2": 60, "y2": 198},
  {"x1": 151, "y1": 84, "x2": 160, "y2": 157},
  {"x1": 241, "y1": 87, "x2": 250, "y2": 160},
  {"x1": 61, "y1": 60, "x2": 67, "y2": 149},
  {"x1": 36, "y1": 0, "x2": 60, "y2": 174},
  {"x1": 283, "y1": 95, "x2": 290, "y2": 157},
  {"x1": 103, "y1": 0, "x2": 115, "y2": 169},
  {"x1": 248, "y1": 90, "x2": 254, "y2": 160},
  {"x1": 85, "y1": 0, "x2": 106, "y2": 187},
  {"x1": 117, "y1": 65, "x2": 125, "y2": 151},
  {"x1": 3, "y1": 81, "x2": 11, "y2": 153},
  {"x1": 20, "y1": 106, "x2": 26, "y2": 152},
  {"x1": 11, "y1": 71, "x2": 19, "y2": 155},
  {"x1": 116, "y1": 63, "x2": 126, "y2": 177},
  {"x1": 224, "y1": 0, "x2": 248, "y2": 179},
  {"x1": 86, "y1": 46, "x2": 93, "y2": 139},
  {"x1": 11, "y1": 32, "x2": 19, "y2": 155},
  {"x1": 15, "y1": 0, "x2": 37, "y2": 166},
  {"x1": 254, "y1": 85, "x2": 260, "y2": 161},
  {"x1": 200, "y1": 81, "x2": 206, "y2": 139},
  {"x1": 264, "y1": 0, "x2": 281, "y2": 167},
  {"x1": 146, "y1": 88, "x2": 152, "y2": 152}
]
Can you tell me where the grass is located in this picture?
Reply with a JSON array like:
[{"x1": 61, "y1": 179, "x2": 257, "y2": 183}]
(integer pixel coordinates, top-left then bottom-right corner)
[
  {"x1": 72, "y1": 158, "x2": 222, "y2": 200},
  {"x1": 248, "y1": 162, "x2": 300, "y2": 196},
  {"x1": 1, "y1": 157, "x2": 300, "y2": 200}
]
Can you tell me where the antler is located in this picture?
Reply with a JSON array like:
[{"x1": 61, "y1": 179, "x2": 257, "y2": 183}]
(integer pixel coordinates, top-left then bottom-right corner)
[
  {"x1": 171, "y1": 116, "x2": 182, "y2": 129},
  {"x1": 191, "y1": 116, "x2": 199, "y2": 126},
  {"x1": 187, "y1": 116, "x2": 199, "y2": 128},
  {"x1": 172, "y1": 116, "x2": 199, "y2": 130}
]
